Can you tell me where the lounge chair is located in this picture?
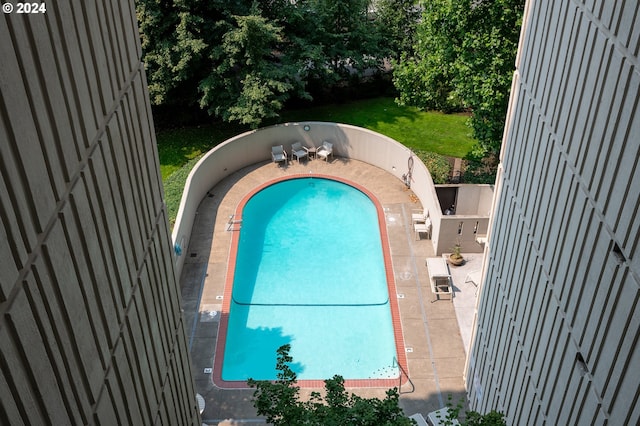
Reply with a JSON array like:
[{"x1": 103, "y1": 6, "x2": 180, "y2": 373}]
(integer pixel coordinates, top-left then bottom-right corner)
[
  {"x1": 316, "y1": 141, "x2": 333, "y2": 162},
  {"x1": 414, "y1": 218, "x2": 431, "y2": 240},
  {"x1": 271, "y1": 145, "x2": 288, "y2": 165},
  {"x1": 291, "y1": 142, "x2": 309, "y2": 162},
  {"x1": 412, "y1": 209, "x2": 429, "y2": 224}
]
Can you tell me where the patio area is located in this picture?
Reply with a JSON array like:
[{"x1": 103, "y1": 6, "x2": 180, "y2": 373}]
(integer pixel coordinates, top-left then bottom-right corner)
[{"x1": 178, "y1": 156, "x2": 481, "y2": 424}]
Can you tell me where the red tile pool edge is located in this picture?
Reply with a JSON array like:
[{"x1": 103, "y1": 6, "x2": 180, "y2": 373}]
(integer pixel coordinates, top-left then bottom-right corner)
[{"x1": 212, "y1": 173, "x2": 409, "y2": 389}]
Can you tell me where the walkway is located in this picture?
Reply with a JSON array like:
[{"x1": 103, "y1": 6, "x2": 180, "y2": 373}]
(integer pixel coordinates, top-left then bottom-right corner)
[{"x1": 178, "y1": 157, "x2": 480, "y2": 424}]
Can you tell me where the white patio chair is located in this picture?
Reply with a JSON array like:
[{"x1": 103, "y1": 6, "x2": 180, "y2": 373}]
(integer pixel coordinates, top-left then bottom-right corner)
[
  {"x1": 412, "y1": 209, "x2": 429, "y2": 224},
  {"x1": 271, "y1": 145, "x2": 288, "y2": 165},
  {"x1": 414, "y1": 217, "x2": 432, "y2": 240},
  {"x1": 316, "y1": 141, "x2": 333, "y2": 162},
  {"x1": 291, "y1": 142, "x2": 309, "y2": 162}
]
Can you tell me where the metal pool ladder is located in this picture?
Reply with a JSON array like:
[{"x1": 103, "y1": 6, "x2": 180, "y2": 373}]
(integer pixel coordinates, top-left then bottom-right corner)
[{"x1": 226, "y1": 214, "x2": 242, "y2": 231}]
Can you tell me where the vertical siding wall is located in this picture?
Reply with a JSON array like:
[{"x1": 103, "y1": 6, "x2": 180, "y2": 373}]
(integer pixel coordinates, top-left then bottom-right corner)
[
  {"x1": 467, "y1": 1, "x2": 640, "y2": 424},
  {"x1": 0, "y1": 3, "x2": 199, "y2": 425}
]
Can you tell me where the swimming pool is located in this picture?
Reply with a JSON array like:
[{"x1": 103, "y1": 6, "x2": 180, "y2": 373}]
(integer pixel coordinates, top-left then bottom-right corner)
[{"x1": 214, "y1": 175, "x2": 407, "y2": 387}]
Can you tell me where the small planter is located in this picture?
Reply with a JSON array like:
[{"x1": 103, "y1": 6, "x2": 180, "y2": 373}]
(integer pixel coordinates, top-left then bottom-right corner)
[
  {"x1": 448, "y1": 243, "x2": 465, "y2": 266},
  {"x1": 447, "y1": 254, "x2": 465, "y2": 266}
]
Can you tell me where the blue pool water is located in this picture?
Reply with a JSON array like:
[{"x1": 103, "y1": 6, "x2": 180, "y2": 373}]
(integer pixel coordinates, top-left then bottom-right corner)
[{"x1": 222, "y1": 178, "x2": 398, "y2": 381}]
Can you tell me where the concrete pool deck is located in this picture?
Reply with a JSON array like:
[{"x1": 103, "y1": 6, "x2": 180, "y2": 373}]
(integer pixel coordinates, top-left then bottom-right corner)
[{"x1": 179, "y1": 157, "x2": 482, "y2": 424}]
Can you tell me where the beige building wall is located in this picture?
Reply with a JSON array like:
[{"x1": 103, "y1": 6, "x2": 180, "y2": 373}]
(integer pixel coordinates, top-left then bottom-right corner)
[
  {"x1": 467, "y1": 1, "x2": 639, "y2": 424},
  {"x1": 0, "y1": 2, "x2": 199, "y2": 425}
]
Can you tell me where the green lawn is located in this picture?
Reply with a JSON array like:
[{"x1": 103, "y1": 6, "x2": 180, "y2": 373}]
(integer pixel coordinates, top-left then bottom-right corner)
[
  {"x1": 157, "y1": 97, "x2": 476, "y2": 225},
  {"x1": 157, "y1": 97, "x2": 474, "y2": 181},
  {"x1": 280, "y1": 98, "x2": 474, "y2": 158},
  {"x1": 157, "y1": 124, "x2": 240, "y2": 179}
]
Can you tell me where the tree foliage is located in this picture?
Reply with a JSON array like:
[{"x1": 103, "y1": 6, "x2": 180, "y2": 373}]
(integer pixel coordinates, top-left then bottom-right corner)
[
  {"x1": 393, "y1": 0, "x2": 525, "y2": 178},
  {"x1": 444, "y1": 394, "x2": 507, "y2": 426},
  {"x1": 248, "y1": 344, "x2": 414, "y2": 425},
  {"x1": 374, "y1": 0, "x2": 421, "y2": 61},
  {"x1": 249, "y1": 345, "x2": 507, "y2": 425},
  {"x1": 136, "y1": 0, "x2": 387, "y2": 128},
  {"x1": 454, "y1": 0, "x2": 524, "y2": 154},
  {"x1": 310, "y1": 0, "x2": 381, "y2": 82},
  {"x1": 199, "y1": 11, "x2": 298, "y2": 128},
  {"x1": 414, "y1": 150, "x2": 452, "y2": 184},
  {"x1": 393, "y1": 0, "x2": 463, "y2": 112},
  {"x1": 136, "y1": 0, "x2": 187, "y2": 105}
]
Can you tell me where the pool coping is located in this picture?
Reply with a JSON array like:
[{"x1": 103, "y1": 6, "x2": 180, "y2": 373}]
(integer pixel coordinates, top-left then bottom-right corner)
[{"x1": 212, "y1": 173, "x2": 409, "y2": 389}]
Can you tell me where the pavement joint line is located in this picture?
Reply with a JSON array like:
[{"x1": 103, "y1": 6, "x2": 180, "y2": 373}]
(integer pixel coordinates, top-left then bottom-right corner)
[
  {"x1": 400, "y1": 203, "x2": 445, "y2": 408},
  {"x1": 188, "y1": 263, "x2": 209, "y2": 350}
]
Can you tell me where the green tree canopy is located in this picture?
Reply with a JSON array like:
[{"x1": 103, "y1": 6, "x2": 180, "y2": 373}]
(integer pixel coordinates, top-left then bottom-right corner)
[
  {"x1": 137, "y1": 0, "x2": 388, "y2": 128},
  {"x1": 248, "y1": 345, "x2": 414, "y2": 425},
  {"x1": 393, "y1": 0, "x2": 462, "y2": 112},
  {"x1": 249, "y1": 345, "x2": 508, "y2": 425},
  {"x1": 374, "y1": 0, "x2": 421, "y2": 61},
  {"x1": 393, "y1": 0, "x2": 524, "y2": 178},
  {"x1": 198, "y1": 10, "x2": 301, "y2": 128},
  {"x1": 453, "y1": 0, "x2": 523, "y2": 153},
  {"x1": 309, "y1": 0, "x2": 382, "y2": 82}
]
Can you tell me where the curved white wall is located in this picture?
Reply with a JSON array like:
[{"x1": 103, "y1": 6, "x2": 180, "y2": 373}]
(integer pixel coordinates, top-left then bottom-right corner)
[{"x1": 171, "y1": 122, "x2": 441, "y2": 278}]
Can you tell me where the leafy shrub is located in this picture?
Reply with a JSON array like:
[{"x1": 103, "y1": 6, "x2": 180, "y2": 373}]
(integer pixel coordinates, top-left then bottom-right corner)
[
  {"x1": 163, "y1": 154, "x2": 204, "y2": 228},
  {"x1": 414, "y1": 150, "x2": 451, "y2": 184},
  {"x1": 462, "y1": 149, "x2": 499, "y2": 184},
  {"x1": 248, "y1": 345, "x2": 414, "y2": 425}
]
